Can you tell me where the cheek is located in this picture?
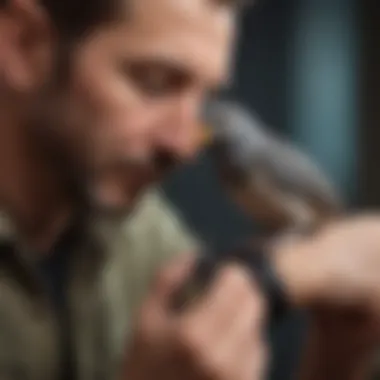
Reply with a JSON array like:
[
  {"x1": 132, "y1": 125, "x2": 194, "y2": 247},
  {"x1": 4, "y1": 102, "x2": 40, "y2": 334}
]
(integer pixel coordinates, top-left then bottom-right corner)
[
  {"x1": 89, "y1": 104, "x2": 168, "y2": 162},
  {"x1": 69, "y1": 48, "x2": 182, "y2": 163},
  {"x1": 69, "y1": 66, "x2": 164, "y2": 162}
]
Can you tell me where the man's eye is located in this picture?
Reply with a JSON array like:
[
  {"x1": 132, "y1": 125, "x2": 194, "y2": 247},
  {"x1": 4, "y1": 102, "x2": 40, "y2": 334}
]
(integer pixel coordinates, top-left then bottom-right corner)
[{"x1": 125, "y1": 62, "x2": 189, "y2": 97}]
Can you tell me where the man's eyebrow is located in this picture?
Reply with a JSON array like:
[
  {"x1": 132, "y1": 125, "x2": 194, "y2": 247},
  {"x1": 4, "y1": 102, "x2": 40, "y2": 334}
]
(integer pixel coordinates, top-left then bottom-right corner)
[
  {"x1": 123, "y1": 56, "x2": 232, "y2": 90},
  {"x1": 123, "y1": 57, "x2": 189, "y2": 73}
]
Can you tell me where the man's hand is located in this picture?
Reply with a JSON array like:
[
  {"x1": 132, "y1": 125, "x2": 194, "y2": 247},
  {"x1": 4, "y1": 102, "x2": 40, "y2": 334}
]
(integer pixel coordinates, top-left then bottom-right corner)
[
  {"x1": 273, "y1": 214, "x2": 380, "y2": 313},
  {"x1": 124, "y1": 257, "x2": 268, "y2": 380},
  {"x1": 271, "y1": 214, "x2": 380, "y2": 380}
]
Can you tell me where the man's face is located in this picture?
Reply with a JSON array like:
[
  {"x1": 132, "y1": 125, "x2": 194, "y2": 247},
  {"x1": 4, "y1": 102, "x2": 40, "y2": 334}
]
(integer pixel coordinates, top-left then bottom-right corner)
[{"x1": 2, "y1": 0, "x2": 236, "y2": 215}]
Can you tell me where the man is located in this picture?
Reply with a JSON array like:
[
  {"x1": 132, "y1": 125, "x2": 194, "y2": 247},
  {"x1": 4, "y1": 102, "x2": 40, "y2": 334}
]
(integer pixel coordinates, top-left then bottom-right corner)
[
  {"x1": 1, "y1": 0, "x2": 380, "y2": 380},
  {"x1": 0, "y1": 1, "x2": 274, "y2": 379}
]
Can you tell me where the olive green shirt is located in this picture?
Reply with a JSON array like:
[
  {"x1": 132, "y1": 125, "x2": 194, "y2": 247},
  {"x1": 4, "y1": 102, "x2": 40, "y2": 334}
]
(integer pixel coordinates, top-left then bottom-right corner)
[{"x1": 0, "y1": 188, "x2": 199, "y2": 380}]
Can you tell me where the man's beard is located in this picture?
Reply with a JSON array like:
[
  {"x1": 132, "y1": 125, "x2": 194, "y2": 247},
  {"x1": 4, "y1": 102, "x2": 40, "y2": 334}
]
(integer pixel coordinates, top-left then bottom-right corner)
[
  {"x1": 28, "y1": 116, "x2": 159, "y2": 225},
  {"x1": 23, "y1": 59, "x2": 152, "y2": 224},
  {"x1": 30, "y1": 123, "x2": 91, "y2": 216}
]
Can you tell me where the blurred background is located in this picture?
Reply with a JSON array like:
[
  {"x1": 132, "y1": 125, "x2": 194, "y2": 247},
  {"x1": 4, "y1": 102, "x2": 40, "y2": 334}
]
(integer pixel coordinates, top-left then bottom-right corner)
[{"x1": 162, "y1": 0, "x2": 379, "y2": 379}]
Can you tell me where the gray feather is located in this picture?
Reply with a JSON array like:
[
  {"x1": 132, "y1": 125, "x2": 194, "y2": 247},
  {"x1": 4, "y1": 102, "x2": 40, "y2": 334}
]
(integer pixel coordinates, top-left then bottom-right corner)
[{"x1": 204, "y1": 99, "x2": 343, "y2": 217}]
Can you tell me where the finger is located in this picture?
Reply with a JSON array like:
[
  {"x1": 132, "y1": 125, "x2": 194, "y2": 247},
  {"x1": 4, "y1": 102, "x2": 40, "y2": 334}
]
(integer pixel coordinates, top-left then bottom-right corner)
[
  {"x1": 225, "y1": 294, "x2": 266, "y2": 353},
  {"x1": 175, "y1": 262, "x2": 257, "y2": 354},
  {"x1": 227, "y1": 339, "x2": 268, "y2": 380},
  {"x1": 249, "y1": 342, "x2": 269, "y2": 380},
  {"x1": 217, "y1": 293, "x2": 266, "y2": 374},
  {"x1": 185, "y1": 262, "x2": 260, "y2": 328}
]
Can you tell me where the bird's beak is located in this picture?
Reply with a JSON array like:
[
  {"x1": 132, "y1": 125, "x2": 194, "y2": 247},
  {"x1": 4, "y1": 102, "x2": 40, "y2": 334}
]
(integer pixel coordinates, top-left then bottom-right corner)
[
  {"x1": 180, "y1": 124, "x2": 214, "y2": 160},
  {"x1": 199, "y1": 124, "x2": 214, "y2": 147}
]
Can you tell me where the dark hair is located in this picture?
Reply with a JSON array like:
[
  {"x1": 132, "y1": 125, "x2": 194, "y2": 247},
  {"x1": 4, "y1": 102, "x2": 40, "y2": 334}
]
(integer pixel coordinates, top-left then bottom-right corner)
[
  {"x1": 40, "y1": 0, "x2": 119, "y2": 38},
  {"x1": 1, "y1": 0, "x2": 250, "y2": 38},
  {"x1": 0, "y1": 0, "x2": 117, "y2": 37}
]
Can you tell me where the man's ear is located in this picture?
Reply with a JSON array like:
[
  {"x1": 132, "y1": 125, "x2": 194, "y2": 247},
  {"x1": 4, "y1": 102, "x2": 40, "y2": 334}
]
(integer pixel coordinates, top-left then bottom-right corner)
[{"x1": 1, "y1": 0, "x2": 56, "y2": 92}]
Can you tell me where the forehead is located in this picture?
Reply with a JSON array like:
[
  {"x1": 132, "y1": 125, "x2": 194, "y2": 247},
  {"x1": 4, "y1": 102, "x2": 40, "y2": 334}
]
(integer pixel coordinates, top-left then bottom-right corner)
[{"x1": 109, "y1": 0, "x2": 237, "y2": 86}]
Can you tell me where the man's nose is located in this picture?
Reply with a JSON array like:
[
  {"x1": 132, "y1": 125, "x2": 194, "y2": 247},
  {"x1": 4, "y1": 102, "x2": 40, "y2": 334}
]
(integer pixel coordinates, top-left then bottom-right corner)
[{"x1": 155, "y1": 98, "x2": 205, "y2": 161}]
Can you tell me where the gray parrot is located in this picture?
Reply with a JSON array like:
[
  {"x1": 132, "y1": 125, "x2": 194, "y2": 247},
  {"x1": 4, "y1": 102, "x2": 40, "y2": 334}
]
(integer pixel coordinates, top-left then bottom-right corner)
[{"x1": 203, "y1": 99, "x2": 343, "y2": 231}]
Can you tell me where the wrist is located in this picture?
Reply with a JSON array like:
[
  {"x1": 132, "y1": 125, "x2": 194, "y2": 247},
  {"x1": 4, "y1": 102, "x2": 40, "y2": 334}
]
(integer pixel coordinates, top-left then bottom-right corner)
[{"x1": 269, "y1": 238, "x2": 321, "y2": 308}]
